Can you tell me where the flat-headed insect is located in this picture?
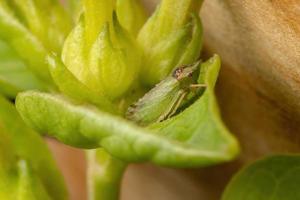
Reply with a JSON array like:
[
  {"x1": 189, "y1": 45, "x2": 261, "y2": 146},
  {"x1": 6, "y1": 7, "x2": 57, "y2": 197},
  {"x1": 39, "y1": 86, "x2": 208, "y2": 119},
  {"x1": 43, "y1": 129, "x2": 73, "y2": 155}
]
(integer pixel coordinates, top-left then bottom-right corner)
[{"x1": 126, "y1": 61, "x2": 206, "y2": 126}]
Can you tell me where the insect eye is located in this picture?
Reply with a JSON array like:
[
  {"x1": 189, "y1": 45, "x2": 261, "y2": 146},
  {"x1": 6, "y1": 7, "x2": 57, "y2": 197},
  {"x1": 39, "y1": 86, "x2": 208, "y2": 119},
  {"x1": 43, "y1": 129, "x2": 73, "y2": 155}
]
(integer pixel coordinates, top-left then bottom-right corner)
[{"x1": 173, "y1": 67, "x2": 184, "y2": 78}]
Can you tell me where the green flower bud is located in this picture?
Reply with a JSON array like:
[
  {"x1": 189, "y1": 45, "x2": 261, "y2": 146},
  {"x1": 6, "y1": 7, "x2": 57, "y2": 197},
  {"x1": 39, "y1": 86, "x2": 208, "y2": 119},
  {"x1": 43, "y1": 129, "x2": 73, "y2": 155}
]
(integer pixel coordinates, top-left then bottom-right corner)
[
  {"x1": 89, "y1": 19, "x2": 141, "y2": 99},
  {"x1": 83, "y1": 0, "x2": 147, "y2": 39},
  {"x1": 61, "y1": 0, "x2": 141, "y2": 102},
  {"x1": 83, "y1": 0, "x2": 115, "y2": 47},
  {"x1": 138, "y1": 0, "x2": 203, "y2": 86},
  {"x1": 116, "y1": 0, "x2": 147, "y2": 36}
]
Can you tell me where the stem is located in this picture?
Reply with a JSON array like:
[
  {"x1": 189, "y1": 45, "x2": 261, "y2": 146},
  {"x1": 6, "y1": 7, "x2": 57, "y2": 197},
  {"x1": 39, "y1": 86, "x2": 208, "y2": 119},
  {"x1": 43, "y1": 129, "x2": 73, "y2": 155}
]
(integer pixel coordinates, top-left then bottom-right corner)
[{"x1": 87, "y1": 149, "x2": 127, "y2": 200}]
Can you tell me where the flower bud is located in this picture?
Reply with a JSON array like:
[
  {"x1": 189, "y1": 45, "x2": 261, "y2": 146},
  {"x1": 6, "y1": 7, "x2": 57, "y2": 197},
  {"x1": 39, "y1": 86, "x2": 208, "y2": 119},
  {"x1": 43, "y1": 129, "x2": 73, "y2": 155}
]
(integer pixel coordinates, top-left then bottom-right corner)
[
  {"x1": 116, "y1": 0, "x2": 147, "y2": 36},
  {"x1": 61, "y1": 0, "x2": 141, "y2": 102},
  {"x1": 83, "y1": 0, "x2": 115, "y2": 47},
  {"x1": 138, "y1": 0, "x2": 203, "y2": 86},
  {"x1": 89, "y1": 17, "x2": 141, "y2": 99}
]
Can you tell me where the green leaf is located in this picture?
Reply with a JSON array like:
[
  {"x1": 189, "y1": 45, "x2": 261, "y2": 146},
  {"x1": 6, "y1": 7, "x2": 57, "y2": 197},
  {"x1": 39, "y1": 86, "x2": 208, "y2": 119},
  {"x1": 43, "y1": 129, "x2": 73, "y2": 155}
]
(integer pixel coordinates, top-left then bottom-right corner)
[
  {"x1": 0, "y1": 39, "x2": 44, "y2": 98},
  {"x1": 16, "y1": 55, "x2": 239, "y2": 167},
  {"x1": 0, "y1": 159, "x2": 52, "y2": 200},
  {"x1": 11, "y1": 0, "x2": 72, "y2": 53},
  {"x1": 0, "y1": 95, "x2": 68, "y2": 200},
  {"x1": 222, "y1": 155, "x2": 300, "y2": 200},
  {"x1": 0, "y1": 79, "x2": 19, "y2": 98},
  {"x1": 0, "y1": 0, "x2": 72, "y2": 85},
  {"x1": 15, "y1": 160, "x2": 52, "y2": 200}
]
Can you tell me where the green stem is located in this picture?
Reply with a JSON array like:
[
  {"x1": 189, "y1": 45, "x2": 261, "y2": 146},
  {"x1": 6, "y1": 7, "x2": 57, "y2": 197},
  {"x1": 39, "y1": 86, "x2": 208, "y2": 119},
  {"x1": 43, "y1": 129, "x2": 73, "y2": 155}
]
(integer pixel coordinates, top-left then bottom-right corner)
[{"x1": 87, "y1": 149, "x2": 127, "y2": 200}]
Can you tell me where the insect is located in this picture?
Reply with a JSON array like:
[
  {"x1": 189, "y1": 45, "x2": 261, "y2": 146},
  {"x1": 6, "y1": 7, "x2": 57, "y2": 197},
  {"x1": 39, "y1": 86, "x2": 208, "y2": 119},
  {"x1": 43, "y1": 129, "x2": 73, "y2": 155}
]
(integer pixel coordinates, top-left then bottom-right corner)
[{"x1": 126, "y1": 61, "x2": 206, "y2": 126}]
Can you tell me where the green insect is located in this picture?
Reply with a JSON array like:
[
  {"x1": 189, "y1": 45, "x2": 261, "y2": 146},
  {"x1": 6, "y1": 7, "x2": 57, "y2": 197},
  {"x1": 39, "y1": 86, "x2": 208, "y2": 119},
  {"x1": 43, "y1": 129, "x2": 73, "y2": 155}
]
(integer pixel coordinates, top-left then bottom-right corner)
[{"x1": 126, "y1": 61, "x2": 206, "y2": 126}]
